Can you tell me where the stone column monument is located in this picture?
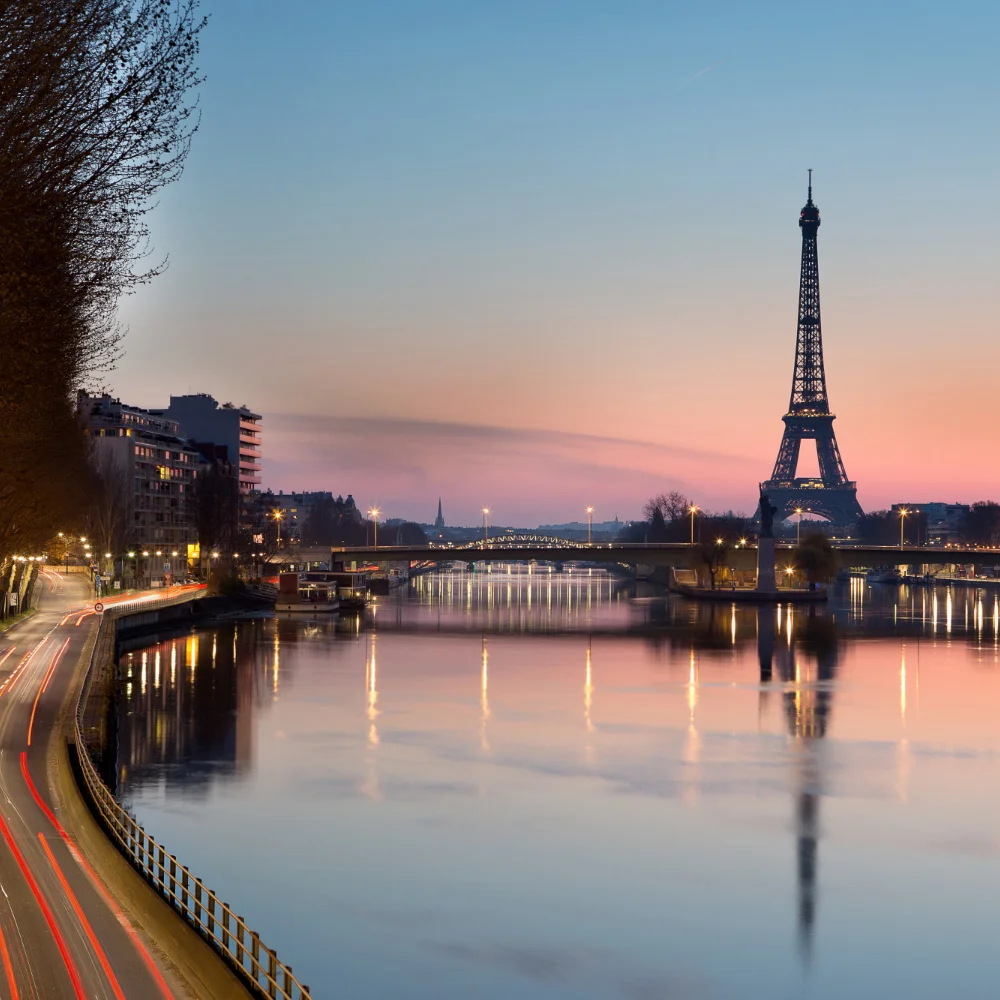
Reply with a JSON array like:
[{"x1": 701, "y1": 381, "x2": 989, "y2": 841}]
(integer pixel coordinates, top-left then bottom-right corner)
[{"x1": 756, "y1": 487, "x2": 778, "y2": 593}]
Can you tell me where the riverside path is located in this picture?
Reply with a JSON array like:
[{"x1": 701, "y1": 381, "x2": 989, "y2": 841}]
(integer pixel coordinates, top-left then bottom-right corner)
[{"x1": 0, "y1": 570, "x2": 220, "y2": 998}]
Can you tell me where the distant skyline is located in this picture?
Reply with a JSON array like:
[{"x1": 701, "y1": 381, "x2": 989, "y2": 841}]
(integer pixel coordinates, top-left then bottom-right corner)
[{"x1": 113, "y1": 2, "x2": 1000, "y2": 524}]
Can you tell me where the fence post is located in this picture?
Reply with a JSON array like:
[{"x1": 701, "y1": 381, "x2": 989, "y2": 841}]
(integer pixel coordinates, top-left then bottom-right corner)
[
  {"x1": 251, "y1": 932, "x2": 261, "y2": 982},
  {"x1": 267, "y1": 948, "x2": 277, "y2": 998}
]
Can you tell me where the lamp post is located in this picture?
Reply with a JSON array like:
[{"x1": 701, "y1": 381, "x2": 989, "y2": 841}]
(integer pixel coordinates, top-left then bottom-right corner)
[
  {"x1": 795, "y1": 508, "x2": 803, "y2": 546},
  {"x1": 586, "y1": 507, "x2": 594, "y2": 545},
  {"x1": 273, "y1": 508, "x2": 284, "y2": 546},
  {"x1": 688, "y1": 505, "x2": 699, "y2": 544},
  {"x1": 127, "y1": 551, "x2": 136, "y2": 589},
  {"x1": 899, "y1": 508, "x2": 909, "y2": 550},
  {"x1": 368, "y1": 508, "x2": 380, "y2": 549},
  {"x1": 482, "y1": 508, "x2": 490, "y2": 546}
]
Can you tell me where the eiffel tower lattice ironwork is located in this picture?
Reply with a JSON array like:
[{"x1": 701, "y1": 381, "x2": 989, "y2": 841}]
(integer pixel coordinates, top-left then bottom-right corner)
[{"x1": 760, "y1": 173, "x2": 863, "y2": 524}]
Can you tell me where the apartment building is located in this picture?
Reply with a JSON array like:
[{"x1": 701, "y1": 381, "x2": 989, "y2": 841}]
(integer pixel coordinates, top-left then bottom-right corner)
[
  {"x1": 152, "y1": 394, "x2": 262, "y2": 494},
  {"x1": 77, "y1": 391, "x2": 200, "y2": 574}
]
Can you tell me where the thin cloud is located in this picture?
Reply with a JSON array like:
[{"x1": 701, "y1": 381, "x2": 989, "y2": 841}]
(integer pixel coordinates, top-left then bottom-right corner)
[
  {"x1": 261, "y1": 412, "x2": 759, "y2": 523},
  {"x1": 682, "y1": 61, "x2": 723, "y2": 86}
]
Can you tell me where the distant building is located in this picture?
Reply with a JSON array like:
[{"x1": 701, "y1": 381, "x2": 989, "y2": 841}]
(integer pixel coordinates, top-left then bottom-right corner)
[
  {"x1": 77, "y1": 391, "x2": 199, "y2": 579},
  {"x1": 252, "y1": 490, "x2": 362, "y2": 546},
  {"x1": 434, "y1": 498, "x2": 445, "y2": 530},
  {"x1": 891, "y1": 502, "x2": 970, "y2": 545},
  {"x1": 152, "y1": 394, "x2": 262, "y2": 494}
]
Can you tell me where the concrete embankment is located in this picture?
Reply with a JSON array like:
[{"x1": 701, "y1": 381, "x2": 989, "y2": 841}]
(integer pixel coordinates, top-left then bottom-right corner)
[{"x1": 50, "y1": 600, "x2": 258, "y2": 999}]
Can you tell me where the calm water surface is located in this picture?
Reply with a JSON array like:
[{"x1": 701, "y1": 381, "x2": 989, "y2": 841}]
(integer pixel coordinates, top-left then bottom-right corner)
[{"x1": 116, "y1": 570, "x2": 1000, "y2": 999}]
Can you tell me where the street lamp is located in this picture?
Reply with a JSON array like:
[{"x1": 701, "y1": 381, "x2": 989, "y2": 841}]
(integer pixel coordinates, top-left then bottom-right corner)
[
  {"x1": 368, "y1": 508, "x2": 380, "y2": 549},
  {"x1": 586, "y1": 507, "x2": 594, "y2": 545},
  {"x1": 482, "y1": 508, "x2": 490, "y2": 546},
  {"x1": 899, "y1": 508, "x2": 909, "y2": 549},
  {"x1": 795, "y1": 507, "x2": 803, "y2": 546},
  {"x1": 272, "y1": 508, "x2": 284, "y2": 546},
  {"x1": 688, "y1": 505, "x2": 699, "y2": 544}
]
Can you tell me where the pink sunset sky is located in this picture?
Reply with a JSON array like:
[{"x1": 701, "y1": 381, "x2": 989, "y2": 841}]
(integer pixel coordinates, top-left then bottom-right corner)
[{"x1": 112, "y1": 4, "x2": 1000, "y2": 526}]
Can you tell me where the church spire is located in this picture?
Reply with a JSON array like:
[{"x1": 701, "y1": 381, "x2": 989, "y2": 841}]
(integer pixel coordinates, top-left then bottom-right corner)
[{"x1": 434, "y1": 498, "x2": 445, "y2": 530}]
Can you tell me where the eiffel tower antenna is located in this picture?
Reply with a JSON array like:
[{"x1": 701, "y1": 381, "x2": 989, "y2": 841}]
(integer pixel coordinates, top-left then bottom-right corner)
[{"x1": 759, "y1": 176, "x2": 863, "y2": 525}]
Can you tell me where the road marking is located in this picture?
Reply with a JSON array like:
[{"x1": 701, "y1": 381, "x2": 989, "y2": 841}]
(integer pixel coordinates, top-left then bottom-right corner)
[
  {"x1": 37, "y1": 835, "x2": 126, "y2": 1000},
  {"x1": 1, "y1": 642, "x2": 48, "y2": 702},
  {"x1": 0, "y1": 649, "x2": 15, "y2": 670},
  {"x1": 19, "y1": 756, "x2": 175, "y2": 1000},
  {"x1": 0, "y1": 812, "x2": 85, "y2": 999}
]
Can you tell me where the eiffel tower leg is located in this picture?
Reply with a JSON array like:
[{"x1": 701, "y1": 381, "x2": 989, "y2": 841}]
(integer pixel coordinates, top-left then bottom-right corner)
[
  {"x1": 771, "y1": 427, "x2": 802, "y2": 481},
  {"x1": 815, "y1": 424, "x2": 848, "y2": 485}
]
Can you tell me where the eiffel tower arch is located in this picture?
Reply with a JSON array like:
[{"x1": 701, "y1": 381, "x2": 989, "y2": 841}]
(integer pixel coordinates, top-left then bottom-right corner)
[{"x1": 760, "y1": 174, "x2": 863, "y2": 525}]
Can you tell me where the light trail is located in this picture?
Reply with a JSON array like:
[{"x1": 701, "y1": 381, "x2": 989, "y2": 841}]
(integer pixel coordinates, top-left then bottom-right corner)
[
  {"x1": 27, "y1": 638, "x2": 70, "y2": 748},
  {"x1": 37, "y1": 835, "x2": 126, "y2": 1000},
  {"x1": 19, "y1": 755, "x2": 175, "y2": 1000},
  {"x1": 0, "y1": 812, "x2": 86, "y2": 1000}
]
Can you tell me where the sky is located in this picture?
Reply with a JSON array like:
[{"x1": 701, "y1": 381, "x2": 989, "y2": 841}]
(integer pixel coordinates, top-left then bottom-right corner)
[{"x1": 114, "y1": 0, "x2": 1000, "y2": 526}]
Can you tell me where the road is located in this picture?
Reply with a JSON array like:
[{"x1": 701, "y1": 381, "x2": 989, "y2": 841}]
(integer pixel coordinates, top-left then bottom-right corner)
[{"x1": 0, "y1": 570, "x2": 189, "y2": 998}]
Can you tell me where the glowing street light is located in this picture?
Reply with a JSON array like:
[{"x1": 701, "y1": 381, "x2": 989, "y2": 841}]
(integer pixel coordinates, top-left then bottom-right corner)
[
  {"x1": 795, "y1": 507, "x2": 803, "y2": 546},
  {"x1": 368, "y1": 508, "x2": 380, "y2": 548},
  {"x1": 272, "y1": 508, "x2": 284, "y2": 546},
  {"x1": 688, "y1": 505, "x2": 699, "y2": 544},
  {"x1": 482, "y1": 508, "x2": 490, "y2": 546},
  {"x1": 586, "y1": 506, "x2": 594, "y2": 545},
  {"x1": 899, "y1": 508, "x2": 909, "y2": 550}
]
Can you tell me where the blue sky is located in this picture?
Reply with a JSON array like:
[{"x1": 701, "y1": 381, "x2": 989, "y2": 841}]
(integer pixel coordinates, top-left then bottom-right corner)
[{"x1": 116, "y1": 1, "x2": 1000, "y2": 524}]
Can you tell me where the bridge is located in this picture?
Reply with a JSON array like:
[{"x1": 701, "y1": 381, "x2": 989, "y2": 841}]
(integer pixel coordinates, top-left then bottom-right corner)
[{"x1": 316, "y1": 541, "x2": 1000, "y2": 573}]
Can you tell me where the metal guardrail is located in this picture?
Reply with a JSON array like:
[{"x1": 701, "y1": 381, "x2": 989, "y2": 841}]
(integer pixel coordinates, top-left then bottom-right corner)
[{"x1": 74, "y1": 595, "x2": 312, "y2": 1000}]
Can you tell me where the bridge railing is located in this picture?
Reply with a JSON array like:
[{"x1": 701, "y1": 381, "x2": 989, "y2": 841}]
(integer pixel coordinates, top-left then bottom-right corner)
[{"x1": 74, "y1": 595, "x2": 312, "y2": 1000}]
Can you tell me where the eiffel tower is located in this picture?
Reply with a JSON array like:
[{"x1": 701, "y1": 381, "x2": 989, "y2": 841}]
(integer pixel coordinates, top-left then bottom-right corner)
[{"x1": 760, "y1": 173, "x2": 863, "y2": 525}]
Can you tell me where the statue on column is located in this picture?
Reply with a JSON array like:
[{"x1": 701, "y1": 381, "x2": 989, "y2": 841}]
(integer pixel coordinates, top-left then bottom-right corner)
[{"x1": 759, "y1": 487, "x2": 778, "y2": 539}]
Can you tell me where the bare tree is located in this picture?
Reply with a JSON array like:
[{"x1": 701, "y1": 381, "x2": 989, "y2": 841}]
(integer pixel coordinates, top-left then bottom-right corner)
[
  {"x1": 0, "y1": 0, "x2": 206, "y2": 562},
  {"x1": 643, "y1": 491, "x2": 691, "y2": 525},
  {"x1": 85, "y1": 447, "x2": 130, "y2": 560}
]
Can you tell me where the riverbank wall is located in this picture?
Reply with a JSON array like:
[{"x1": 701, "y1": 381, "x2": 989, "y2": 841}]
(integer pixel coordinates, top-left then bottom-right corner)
[{"x1": 69, "y1": 594, "x2": 311, "y2": 1000}]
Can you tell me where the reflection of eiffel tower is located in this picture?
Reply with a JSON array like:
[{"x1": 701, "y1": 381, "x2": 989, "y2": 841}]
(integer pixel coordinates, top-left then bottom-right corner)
[{"x1": 757, "y1": 607, "x2": 839, "y2": 957}]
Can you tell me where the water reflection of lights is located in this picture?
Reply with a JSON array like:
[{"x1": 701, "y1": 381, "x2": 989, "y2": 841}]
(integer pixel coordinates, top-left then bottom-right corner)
[
  {"x1": 273, "y1": 626, "x2": 280, "y2": 694},
  {"x1": 946, "y1": 590, "x2": 953, "y2": 634},
  {"x1": 900, "y1": 646, "x2": 906, "y2": 722},
  {"x1": 414, "y1": 567, "x2": 618, "y2": 626},
  {"x1": 683, "y1": 648, "x2": 700, "y2": 805},
  {"x1": 584, "y1": 639, "x2": 594, "y2": 732},
  {"x1": 366, "y1": 633, "x2": 379, "y2": 745},
  {"x1": 480, "y1": 636, "x2": 490, "y2": 752}
]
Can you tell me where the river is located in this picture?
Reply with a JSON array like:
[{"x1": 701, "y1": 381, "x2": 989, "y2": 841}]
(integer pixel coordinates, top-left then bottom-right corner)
[{"x1": 114, "y1": 568, "x2": 1000, "y2": 999}]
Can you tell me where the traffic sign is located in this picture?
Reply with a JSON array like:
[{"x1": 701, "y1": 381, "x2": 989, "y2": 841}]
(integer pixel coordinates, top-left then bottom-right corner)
[{"x1": 95, "y1": 602, "x2": 104, "y2": 613}]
